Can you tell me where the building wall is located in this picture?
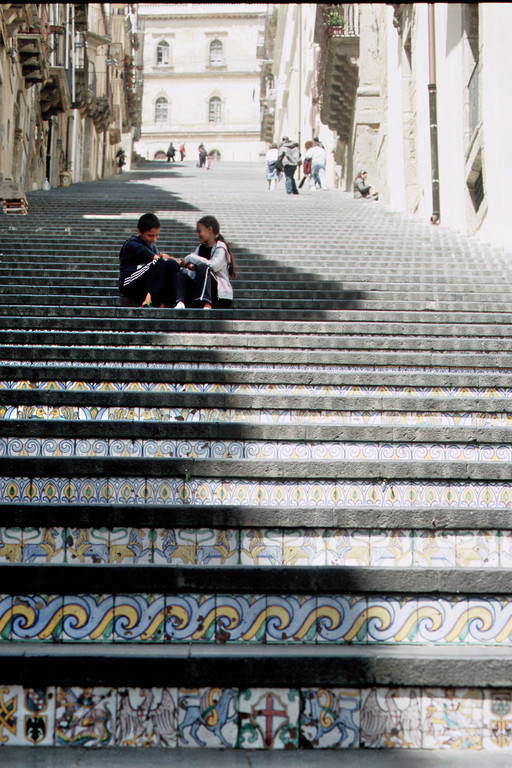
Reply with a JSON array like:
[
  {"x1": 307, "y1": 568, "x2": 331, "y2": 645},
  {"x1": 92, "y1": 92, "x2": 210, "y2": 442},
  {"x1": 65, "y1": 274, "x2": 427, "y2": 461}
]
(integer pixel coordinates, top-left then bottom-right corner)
[
  {"x1": 0, "y1": 3, "x2": 142, "y2": 197},
  {"x1": 135, "y1": 4, "x2": 266, "y2": 162}
]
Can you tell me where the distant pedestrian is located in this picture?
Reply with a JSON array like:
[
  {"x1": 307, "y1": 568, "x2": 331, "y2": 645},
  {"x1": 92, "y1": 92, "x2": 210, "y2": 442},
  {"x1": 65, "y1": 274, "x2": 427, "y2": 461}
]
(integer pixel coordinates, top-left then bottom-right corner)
[
  {"x1": 353, "y1": 170, "x2": 378, "y2": 200},
  {"x1": 173, "y1": 215, "x2": 237, "y2": 309},
  {"x1": 198, "y1": 144, "x2": 207, "y2": 168},
  {"x1": 166, "y1": 143, "x2": 176, "y2": 162},
  {"x1": 278, "y1": 136, "x2": 301, "y2": 195},
  {"x1": 306, "y1": 137, "x2": 328, "y2": 191},
  {"x1": 265, "y1": 143, "x2": 281, "y2": 191},
  {"x1": 300, "y1": 140, "x2": 314, "y2": 189},
  {"x1": 179, "y1": 143, "x2": 186, "y2": 161}
]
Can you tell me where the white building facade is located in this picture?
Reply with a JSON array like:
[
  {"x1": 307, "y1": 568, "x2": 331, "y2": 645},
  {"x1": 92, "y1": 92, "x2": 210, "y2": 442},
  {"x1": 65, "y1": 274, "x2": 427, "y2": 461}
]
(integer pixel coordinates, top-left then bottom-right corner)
[
  {"x1": 264, "y1": 3, "x2": 512, "y2": 251},
  {"x1": 135, "y1": 3, "x2": 267, "y2": 163}
]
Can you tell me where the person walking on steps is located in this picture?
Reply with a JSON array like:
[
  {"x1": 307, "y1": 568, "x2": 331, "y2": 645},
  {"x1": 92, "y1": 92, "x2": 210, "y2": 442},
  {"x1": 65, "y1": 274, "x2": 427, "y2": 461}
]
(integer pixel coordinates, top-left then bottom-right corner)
[
  {"x1": 306, "y1": 137, "x2": 328, "y2": 191},
  {"x1": 166, "y1": 143, "x2": 176, "y2": 162},
  {"x1": 278, "y1": 136, "x2": 300, "y2": 195},
  {"x1": 118, "y1": 213, "x2": 180, "y2": 308},
  {"x1": 173, "y1": 215, "x2": 237, "y2": 309},
  {"x1": 179, "y1": 143, "x2": 186, "y2": 161},
  {"x1": 265, "y1": 143, "x2": 281, "y2": 191},
  {"x1": 198, "y1": 144, "x2": 207, "y2": 168}
]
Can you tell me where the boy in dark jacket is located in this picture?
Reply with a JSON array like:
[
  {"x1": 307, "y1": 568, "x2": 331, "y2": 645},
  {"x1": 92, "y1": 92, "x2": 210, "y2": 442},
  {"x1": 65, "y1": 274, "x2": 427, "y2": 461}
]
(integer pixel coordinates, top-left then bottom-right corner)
[{"x1": 119, "y1": 213, "x2": 180, "y2": 307}]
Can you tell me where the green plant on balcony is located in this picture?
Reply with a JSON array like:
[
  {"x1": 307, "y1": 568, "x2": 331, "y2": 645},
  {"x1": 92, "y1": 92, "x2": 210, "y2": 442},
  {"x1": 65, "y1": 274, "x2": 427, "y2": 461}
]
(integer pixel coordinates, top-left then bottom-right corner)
[{"x1": 326, "y1": 7, "x2": 345, "y2": 28}]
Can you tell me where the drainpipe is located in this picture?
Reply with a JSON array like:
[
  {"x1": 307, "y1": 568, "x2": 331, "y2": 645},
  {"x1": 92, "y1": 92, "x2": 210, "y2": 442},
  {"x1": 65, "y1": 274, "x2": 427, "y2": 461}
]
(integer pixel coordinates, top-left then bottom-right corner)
[{"x1": 428, "y1": 4, "x2": 440, "y2": 224}]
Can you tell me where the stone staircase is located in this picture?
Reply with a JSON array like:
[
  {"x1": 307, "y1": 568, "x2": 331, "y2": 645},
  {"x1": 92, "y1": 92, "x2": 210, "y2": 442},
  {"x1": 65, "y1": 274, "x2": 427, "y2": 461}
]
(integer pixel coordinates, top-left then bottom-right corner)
[{"x1": 1, "y1": 161, "x2": 512, "y2": 762}]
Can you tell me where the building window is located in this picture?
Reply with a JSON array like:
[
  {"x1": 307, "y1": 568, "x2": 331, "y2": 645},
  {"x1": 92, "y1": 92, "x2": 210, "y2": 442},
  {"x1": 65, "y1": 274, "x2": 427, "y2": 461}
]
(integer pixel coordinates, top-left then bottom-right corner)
[
  {"x1": 209, "y1": 96, "x2": 222, "y2": 123},
  {"x1": 209, "y1": 39, "x2": 223, "y2": 66},
  {"x1": 156, "y1": 41, "x2": 170, "y2": 66},
  {"x1": 155, "y1": 97, "x2": 168, "y2": 125}
]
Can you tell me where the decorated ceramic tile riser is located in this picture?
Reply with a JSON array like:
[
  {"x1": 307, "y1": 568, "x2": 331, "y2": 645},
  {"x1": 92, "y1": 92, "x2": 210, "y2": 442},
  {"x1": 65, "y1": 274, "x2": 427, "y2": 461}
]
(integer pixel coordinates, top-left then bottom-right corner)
[
  {"x1": 483, "y1": 690, "x2": 512, "y2": 750},
  {"x1": 326, "y1": 529, "x2": 370, "y2": 566},
  {"x1": 116, "y1": 687, "x2": 178, "y2": 747},
  {"x1": 4, "y1": 593, "x2": 512, "y2": 646},
  {"x1": 301, "y1": 688, "x2": 360, "y2": 748},
  {"x1": 366, "y1": 596, "x2": 419, "y2": 644},
  {"x1": 414, "y1": 597, "x2": 469, "y2": 645},
  {"x1": 109, "y1": 527, "x2": 152, "y2": 564},
  {"x1": 196, "y1": 528, "x2": 238, "y2": 566},
  {"x1": 0, "y1": 528, "x2": 23, "y2": 563},
  {"x1": 457, "y1": 530, "x2": 499, "y2": 568},
  {"x1": 361, "y1": 687, "x2": 422, "y2": 748},
  {"x1": 21, "y1": 527, "x2": 66, "y2": 564},
  {"x1": 62, "y1": 596, "x2": 115, "y2": 642},
  {"x1": 66, "y1": 528, "x2": 110, "y2": 564},
  {"x1": 214, "y1": 595, "x2": 266, "y2": 643},
  {"x1": 0, "y1": 686, "x2": 56, "y2": 745},
  {"x1": 153, "y1": 528, "x2": 198, "y2": 565},
  {"x1": 3, "y1": 380, "x2": 511, "y2": 398},
  {"x1": 55, "y1": 686, "x2": 117, "y2": 747},
  {"x1": 7, "y1": 405, "x2": 512, "y2": 427},
  {"x1": 178, "y1": 687, "x2": 238, "y2": 748},
  {"x1": 413, "y1": 530, "x2": 457, "y2": 568},
  {"x1": 3, "y1": 684, "x2": 511, "y2": 749},
  {"x1": 114, "y1": 594, "x2": 166, "y2": 642},
  {"x1": 3, "y1": 477, "x2": 512, "y2": 508},
  {"x1": 422, "y1": 688, "x2": 483, "y2": 749},
  {"x1": 240, "y1": 529, "x2": 283, "y2": 566},
  {"x1": 283, "y1": 529, "x2": 326, "y2": 566},
  {"x1": 11, "y1": 595, "x2": 63, "y2": 642},
  {"x1": 165, "y1": 594, "x2": 219, "y2": 642},
  {"x1": 369, "y1": 530, "x2": 413, "y2": 567},
  {"x1": 266, "y1": 595, "x2": 318, "y2": 643},
  {"x1": 1, "y1": 526, "x2": 512, "y2": 569},
  {"x1": 237, "y1": 688, "x2": 300, "y2": 748}
]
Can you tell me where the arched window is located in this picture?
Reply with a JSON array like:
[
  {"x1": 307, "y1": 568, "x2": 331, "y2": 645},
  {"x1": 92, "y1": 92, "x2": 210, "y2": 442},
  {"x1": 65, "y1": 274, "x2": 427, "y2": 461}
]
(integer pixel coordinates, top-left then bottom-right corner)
[
  {"x1": 209, "y1": 39, "x2": 223, "y2": 66},
  {"x1": 208, "y1": 96, "x2": 222, "y2": 123},
  {"x1": 155, "y1": 97, "x2": 168, "y2": 125},
  {"x1": 156, "y1": 41, "x2": 170, "y2": 66}
]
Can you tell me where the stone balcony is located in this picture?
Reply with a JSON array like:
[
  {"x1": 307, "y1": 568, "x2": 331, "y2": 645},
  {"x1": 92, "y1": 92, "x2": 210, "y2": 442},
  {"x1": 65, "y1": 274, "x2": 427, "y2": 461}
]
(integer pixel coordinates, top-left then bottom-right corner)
[
  {"x1": 16, "y1": 31, "x2": 48, "y2": 87},
  {"x1": 316, "y1": 4, "x2": 360, "y2": 142},
  {"x1": 40, "y1": 66, "x2": 71, "y2": 120}
]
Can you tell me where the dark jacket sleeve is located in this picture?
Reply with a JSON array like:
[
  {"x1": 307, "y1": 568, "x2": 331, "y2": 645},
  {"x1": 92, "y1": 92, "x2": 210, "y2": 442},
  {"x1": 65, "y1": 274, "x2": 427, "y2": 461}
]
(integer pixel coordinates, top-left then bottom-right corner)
[{"x1": 119, "y1": 236, "x2": 158, "y2": 272}]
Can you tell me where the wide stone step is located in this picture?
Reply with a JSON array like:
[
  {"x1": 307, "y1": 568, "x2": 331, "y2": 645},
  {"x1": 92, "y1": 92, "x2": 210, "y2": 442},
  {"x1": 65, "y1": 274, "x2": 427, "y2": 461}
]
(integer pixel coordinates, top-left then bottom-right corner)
[
  {"x1": 4, "y1": 344, "x2": 512, "y2": 368},
  {"x1": 4, "y1": 329, "x2": 512, "y2": 352},
  {"x1": 1, "y1": 502, "x2": 509, "y2": 530},
  {"x1": 5, "y1": 315, "x2": 512, "y2": 338},
  {"x1": 2, "y1": 363, "x2": 512, "y2": 388},
  {"x1": 4, "y1": 303, "x2": 512, "y2": 323}
]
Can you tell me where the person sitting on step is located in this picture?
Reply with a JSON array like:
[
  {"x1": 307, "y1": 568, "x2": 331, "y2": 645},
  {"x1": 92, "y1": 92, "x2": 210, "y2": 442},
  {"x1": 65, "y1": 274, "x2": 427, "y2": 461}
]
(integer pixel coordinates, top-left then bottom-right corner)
[
  {"x1": 118, "y1": 212, "x2": 180, "y2": 308},
  {"x1": 353, "y1": 169, "x2": 379, "y2": 200},
  {"x1": 173, "y1": 215, "x2": 237, "y2": 310}
]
